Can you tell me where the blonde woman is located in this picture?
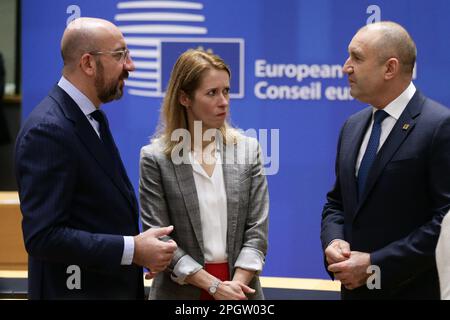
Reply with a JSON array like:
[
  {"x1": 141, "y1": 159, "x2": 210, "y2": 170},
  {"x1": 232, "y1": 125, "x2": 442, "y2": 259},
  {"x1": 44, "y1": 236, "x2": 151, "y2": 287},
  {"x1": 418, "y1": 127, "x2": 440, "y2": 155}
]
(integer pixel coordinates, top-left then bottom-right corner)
[{"x1": 139, "y1": 49, "x2": 269, "y2": 300}]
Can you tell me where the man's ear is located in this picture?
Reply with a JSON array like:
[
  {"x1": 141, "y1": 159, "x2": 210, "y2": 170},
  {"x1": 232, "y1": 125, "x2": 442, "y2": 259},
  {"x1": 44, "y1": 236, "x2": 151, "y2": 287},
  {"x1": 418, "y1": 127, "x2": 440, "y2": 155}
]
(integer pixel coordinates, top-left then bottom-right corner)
[
  {"x1": 384, "y1": 57, "x2": 400, "y2": 80},
  {"x1": 179, "y1": 90, "x2": 191, "y2": 108},
  {"x1": 79, "y1": 53, "x2": 96, "y2": 77}
]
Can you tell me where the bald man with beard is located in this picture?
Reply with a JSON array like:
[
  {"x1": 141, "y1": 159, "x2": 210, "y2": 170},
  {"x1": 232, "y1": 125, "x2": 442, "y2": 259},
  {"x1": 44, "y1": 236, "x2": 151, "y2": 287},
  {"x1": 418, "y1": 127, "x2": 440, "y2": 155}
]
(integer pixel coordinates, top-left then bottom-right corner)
[
  {"x1": 15, "y1": 18, "x2": 177, "y2": 299},
  {"x1": 321, "y1": 21, "x2": 450, "y2": 299}
]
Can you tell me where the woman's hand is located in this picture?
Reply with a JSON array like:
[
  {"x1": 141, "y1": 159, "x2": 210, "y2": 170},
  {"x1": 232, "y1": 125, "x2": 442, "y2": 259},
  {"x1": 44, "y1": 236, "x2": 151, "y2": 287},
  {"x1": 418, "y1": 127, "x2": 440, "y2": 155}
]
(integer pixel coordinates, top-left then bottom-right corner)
[{"x1": 213, "y1": 280, "x2": 255, "y2": 300}]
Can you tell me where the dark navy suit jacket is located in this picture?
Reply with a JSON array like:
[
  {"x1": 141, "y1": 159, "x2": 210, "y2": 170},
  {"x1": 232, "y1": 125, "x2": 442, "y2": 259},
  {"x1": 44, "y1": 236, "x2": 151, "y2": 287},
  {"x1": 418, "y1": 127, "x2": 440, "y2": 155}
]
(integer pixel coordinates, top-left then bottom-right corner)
[
  {"x1": 15, "y1": 85, "x2": 144, "y2": 299},
  {"x1": 321, "y1": 90, "x2": 450, "y2": 299}
]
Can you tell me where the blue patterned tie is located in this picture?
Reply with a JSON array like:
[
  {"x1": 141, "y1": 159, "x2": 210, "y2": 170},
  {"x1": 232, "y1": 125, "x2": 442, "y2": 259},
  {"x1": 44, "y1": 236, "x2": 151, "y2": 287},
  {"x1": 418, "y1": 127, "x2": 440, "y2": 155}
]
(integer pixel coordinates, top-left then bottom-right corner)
[
  {"x1": 357, "y1": 110, "x2": 389, "y2": 200},
  {"x1": 90, "y1": 110, "x2": 137, "y2": 210},
  {"x1": 90, "y1": 110, "x2": 118, "y2": 160},
  {"x1": 91, "y1": 109, "x2": 135, "y2": 196}
]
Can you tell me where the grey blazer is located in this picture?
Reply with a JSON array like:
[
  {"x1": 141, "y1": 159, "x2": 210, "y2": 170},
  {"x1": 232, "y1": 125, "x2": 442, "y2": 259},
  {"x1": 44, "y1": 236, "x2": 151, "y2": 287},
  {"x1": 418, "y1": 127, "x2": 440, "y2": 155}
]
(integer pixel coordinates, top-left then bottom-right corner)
[{"x1": 139, "y1": 135, "x2": 269, "y2": 300}]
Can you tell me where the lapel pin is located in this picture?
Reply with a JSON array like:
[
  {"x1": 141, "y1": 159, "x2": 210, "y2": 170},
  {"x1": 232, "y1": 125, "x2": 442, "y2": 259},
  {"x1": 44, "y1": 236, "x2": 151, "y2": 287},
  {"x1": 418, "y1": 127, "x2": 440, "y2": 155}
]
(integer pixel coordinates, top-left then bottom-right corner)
[{"x1": 402, "y1": 124, "x2": 410, "y2": 131}]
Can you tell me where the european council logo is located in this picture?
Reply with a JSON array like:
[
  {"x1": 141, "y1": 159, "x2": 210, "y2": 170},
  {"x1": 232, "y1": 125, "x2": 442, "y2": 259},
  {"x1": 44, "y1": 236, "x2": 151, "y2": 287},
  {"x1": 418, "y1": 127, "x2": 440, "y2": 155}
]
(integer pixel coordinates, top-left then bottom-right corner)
[{"x1": 114, "y1": 0, "x2": 244, "y2": 99}]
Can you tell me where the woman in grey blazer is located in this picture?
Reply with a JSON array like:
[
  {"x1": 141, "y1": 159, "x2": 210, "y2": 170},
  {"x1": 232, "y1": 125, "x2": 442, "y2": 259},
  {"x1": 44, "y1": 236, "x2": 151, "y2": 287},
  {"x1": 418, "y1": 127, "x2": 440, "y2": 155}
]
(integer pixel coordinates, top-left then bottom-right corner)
[{"x1": 139, "y1": 49, "x2": 269, "y2": 300}]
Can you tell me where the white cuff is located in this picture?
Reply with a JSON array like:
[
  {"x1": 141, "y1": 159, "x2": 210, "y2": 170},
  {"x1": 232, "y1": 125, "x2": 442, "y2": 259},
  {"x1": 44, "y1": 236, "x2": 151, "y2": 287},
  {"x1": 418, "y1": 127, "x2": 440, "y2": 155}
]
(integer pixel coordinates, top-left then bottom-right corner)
[
  {"x1": 234, "y1": 247, "x2": 265, "y2": 273},
  {"x1": 121, "y1": 236, "x2": 135, "y2": 265},
  {"x1": 170, "y1": 255, "x2": 203, "y2": 285}
]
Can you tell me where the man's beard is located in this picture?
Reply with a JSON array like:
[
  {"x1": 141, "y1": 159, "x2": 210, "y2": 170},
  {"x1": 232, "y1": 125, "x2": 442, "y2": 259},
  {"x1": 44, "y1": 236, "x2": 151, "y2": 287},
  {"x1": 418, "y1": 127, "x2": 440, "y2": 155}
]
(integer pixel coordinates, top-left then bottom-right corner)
[{"x1": 95, "y1": 61, "x2": 128, "y2": 103}]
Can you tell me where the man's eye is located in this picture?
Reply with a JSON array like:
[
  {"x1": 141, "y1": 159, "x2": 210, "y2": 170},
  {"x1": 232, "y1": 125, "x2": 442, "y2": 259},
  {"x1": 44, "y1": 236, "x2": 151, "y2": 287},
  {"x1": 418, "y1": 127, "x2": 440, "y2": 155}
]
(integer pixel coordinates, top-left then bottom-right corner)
[
  {"x1": 111, "y1": 51, "x2": 124, "y2": 61},
  {"x1": 112, "y1": 52, "x2": 123, "y2": 60}
]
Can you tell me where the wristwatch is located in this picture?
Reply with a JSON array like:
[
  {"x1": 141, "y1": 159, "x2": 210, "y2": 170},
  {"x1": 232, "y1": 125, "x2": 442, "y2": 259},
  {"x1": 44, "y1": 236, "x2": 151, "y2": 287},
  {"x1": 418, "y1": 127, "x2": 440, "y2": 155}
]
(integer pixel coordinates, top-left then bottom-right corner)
[{"x1": 208, "y1": 279, "x2": 220, "y2": 296}]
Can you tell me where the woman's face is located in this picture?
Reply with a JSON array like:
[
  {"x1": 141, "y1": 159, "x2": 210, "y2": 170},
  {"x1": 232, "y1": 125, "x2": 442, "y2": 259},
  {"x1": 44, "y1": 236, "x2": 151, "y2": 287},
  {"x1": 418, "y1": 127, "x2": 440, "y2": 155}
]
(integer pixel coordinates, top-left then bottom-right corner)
[{"x1": 183, "y1": 68, "x2": 230, "y2": 132}]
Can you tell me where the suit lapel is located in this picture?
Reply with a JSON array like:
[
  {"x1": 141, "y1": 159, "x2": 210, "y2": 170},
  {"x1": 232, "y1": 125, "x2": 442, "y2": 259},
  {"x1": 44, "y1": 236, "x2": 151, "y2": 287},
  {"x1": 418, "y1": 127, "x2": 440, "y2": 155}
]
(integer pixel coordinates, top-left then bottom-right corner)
[
  {"x1": 341, "y1": 109, "x2": 372, "y2": 216},
  {"x1": 100, "y1": 114, "x2": 139, "y2": 215},
  {"x1": 355, "y1": 91, "x2": 424, "y2": 215},
  {"x1": 221, "y1": 143, "x2": 240, "y2": 258},
  {"x1": 173, "y1": 162, "x2": 205, "y2": 254},
  {"x1": 75, "y1": 118, "x2": 138, "y2": 215},
  {"x1": 49, "y1": 86, "x2": 137, "y2": 212}
]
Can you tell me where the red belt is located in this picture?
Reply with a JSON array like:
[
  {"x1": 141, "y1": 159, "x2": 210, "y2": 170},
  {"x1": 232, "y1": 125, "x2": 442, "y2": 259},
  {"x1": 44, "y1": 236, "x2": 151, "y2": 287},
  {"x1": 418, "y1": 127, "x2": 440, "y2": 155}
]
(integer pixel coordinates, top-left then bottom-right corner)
[{"x1": 199, "y1": 262, "x2": 229, "y2": 300}]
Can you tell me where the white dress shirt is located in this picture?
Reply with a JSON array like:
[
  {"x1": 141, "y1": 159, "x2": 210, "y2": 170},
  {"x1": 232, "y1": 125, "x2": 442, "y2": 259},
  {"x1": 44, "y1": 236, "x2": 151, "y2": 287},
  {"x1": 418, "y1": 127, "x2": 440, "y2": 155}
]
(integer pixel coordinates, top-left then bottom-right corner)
[
  {"x1": 355, "y1": 82, "x2": 416, "y2": 176},
  {"x1": 190, "y1": 146, "x2": 228, "y2": 263},
  {"x1": 57, "y1": 76, "x2": 135, "y2": 266},
  {"x1": 436, "y1": 212, "x2": 450, "y2": 300}
]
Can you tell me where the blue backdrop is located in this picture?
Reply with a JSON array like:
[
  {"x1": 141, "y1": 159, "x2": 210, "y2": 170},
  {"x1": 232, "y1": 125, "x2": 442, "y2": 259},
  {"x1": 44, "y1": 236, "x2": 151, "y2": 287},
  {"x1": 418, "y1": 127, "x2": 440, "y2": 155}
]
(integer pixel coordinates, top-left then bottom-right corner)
[{"x1": 22, "y1": 0, "x2": 450, "y2": 280}]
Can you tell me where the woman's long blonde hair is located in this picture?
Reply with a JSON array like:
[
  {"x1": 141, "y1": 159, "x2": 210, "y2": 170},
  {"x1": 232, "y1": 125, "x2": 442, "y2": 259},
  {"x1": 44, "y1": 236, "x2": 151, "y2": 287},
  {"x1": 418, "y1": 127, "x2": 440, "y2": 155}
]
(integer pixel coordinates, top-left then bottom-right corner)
[{"x1": 153, "y1": 49, "x2": 239, "y2": 155}]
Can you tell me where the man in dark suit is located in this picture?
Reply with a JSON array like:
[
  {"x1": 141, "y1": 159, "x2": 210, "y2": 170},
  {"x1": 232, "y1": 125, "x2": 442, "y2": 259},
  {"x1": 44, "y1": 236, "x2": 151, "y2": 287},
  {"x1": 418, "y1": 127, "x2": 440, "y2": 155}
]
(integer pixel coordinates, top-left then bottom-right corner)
[
  {"x1": 15, "y1": 17, "x2": 177, "y2": 299},
  {"x1": 321, "y1": 21, "x2": 450, "y2": 299}
]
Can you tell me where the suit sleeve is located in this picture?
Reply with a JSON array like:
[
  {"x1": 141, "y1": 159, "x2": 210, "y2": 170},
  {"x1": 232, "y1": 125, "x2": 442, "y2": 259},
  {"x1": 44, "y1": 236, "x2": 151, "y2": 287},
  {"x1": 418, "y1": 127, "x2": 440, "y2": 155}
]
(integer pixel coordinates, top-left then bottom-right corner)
[
  {"x1": 370, "y1": 115, "x2": 450, "y2": 289},
  {"x1": 320, "y1": 121, "x2": 348, "y2": 279},
  {"x1": 321, "y1": 121, "x2": 347, "y2": 249},
  {"x1": 234, "y1": 139, "x2": 269, "y2": 273},
  {"x1": 16, "y1": 122, "x2": 124, "y2": 271},
  {"x1": 139, "y1": 147, "x2": 202, "y2": 284}
]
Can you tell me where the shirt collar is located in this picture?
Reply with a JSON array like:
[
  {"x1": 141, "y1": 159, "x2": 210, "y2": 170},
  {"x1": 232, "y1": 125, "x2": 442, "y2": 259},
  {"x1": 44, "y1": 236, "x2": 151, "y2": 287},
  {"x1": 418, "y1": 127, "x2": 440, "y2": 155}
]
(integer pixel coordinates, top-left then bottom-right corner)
[
  {"x1": 372, "y1": 82, "x2": 416, "y2": 120},
  {"x1": 57, "y1": 76, "x2": 97, "y2": 116},
  {"x1": 189, "y1": 140, "x2": 222, "y2": 177}
]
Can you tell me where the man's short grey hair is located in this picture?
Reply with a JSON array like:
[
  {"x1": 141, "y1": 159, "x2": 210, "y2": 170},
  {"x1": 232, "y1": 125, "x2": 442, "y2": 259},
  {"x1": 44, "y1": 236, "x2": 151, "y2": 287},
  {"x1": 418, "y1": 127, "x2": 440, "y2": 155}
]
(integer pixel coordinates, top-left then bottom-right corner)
[{"x1": 360, "y1": 21, "x2": 416, "y2": 74}]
